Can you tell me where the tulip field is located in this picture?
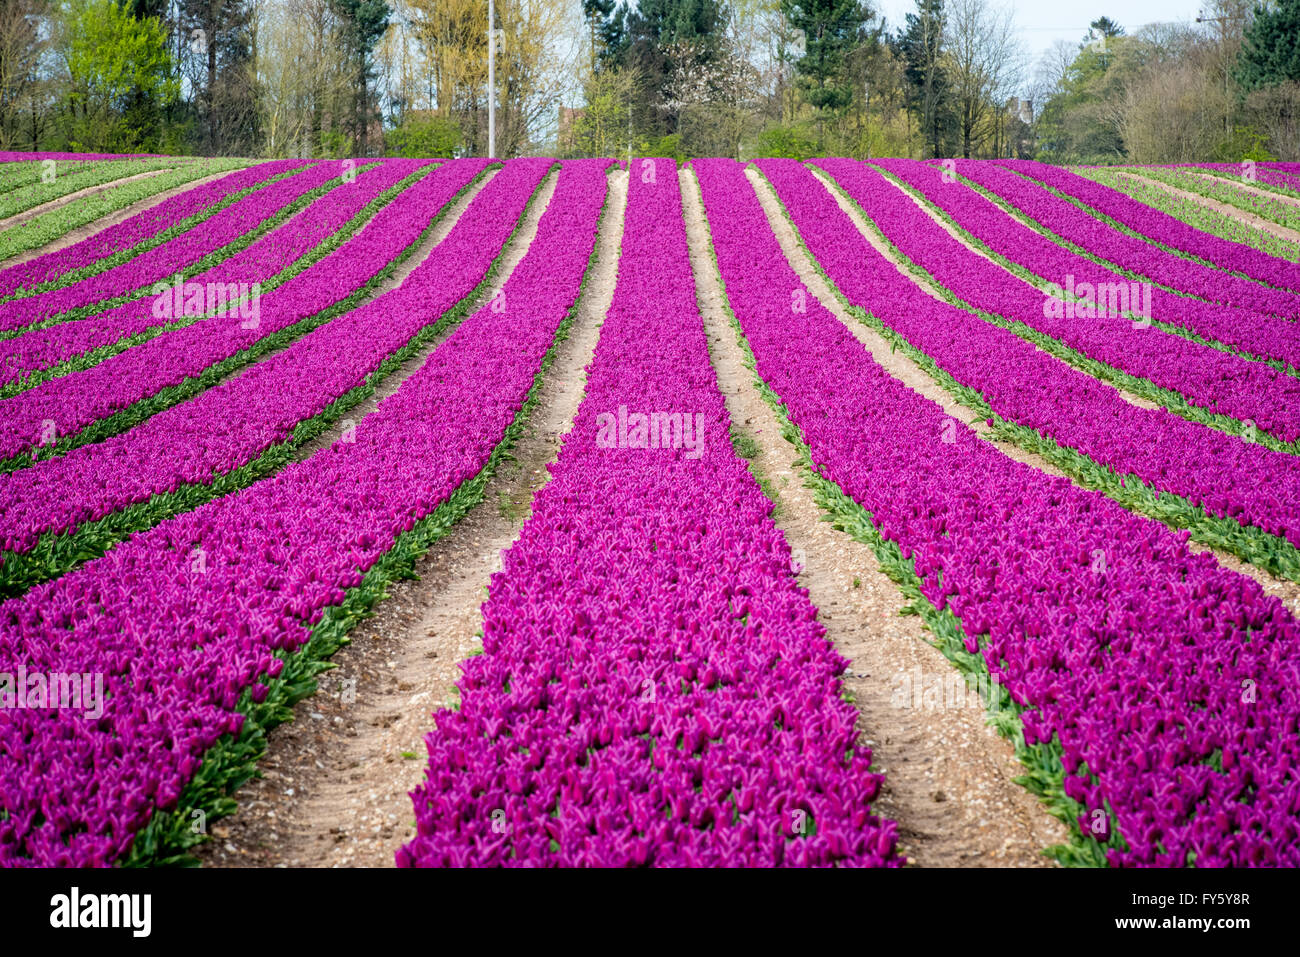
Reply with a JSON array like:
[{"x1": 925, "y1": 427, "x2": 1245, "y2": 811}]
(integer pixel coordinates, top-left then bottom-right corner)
[{"x1": 2, "y1": 152, "x2": 1300, "y2": 869}]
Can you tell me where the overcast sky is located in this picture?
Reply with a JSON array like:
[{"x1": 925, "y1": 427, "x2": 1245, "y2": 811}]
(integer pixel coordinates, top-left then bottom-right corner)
[{"x1": 874, "y1": 0, "x2": 1207, "y2": 63}]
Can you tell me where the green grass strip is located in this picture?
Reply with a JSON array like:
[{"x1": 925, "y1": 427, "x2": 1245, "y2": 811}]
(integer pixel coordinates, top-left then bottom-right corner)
[
  {"x1": 709, "y1": 166, "x2": 1122, "y2": 868},
  {"x1": 120, "y1": 163, "x2": 605, "y2": 868},
  {"x1": 871, "y1": 163, "x2": 1300, "y2": 382},
  {"x1": 0, "y1": 165, "x2": 487, "y2": 478},
  {"x1": 0, "y1": 161, "x2": 88, "y2": 195},
  {"x1": 765, "y1": 165, "x2": 1300, "y2": 588},
  {"x1": 0, "y1": 161, "x2": 422, "y2": 399},
  {"x1": 0, "y1": 164, "x2": 524, "y2": 594},
  {"x1": 0, "y1": 159, "x2": 251, "y2": 263},
  {"x1": 1, "y1": 160, "x2": 101, "y2": 193},
  {"x1": 0, "y1": 162, "x2": 380, "y2": 349},
  {"x1": 1, "y1": 161, "x2": 315, "y2": 304},
  {"x1": 996, "y1": 164, "x2": 1297, "y2": 297},
  {"x1": 817, "y1": 166, "x2": 1300, "y2": 457},
  {"x1": 0, "y1": 158, "x2": 186, "y2": 220},
  {"x1": 1078, "y1": 167, "x2": 1300, "y2": 262}
]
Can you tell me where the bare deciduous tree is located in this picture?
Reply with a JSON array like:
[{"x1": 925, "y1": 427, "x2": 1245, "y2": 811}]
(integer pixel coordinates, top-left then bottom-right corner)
[
  {"x1": 945, "y1": 0, "x2": 1022, "y2": 158},
  {"x1": 0, "y1": 0, "x2": 51, "y2": 149}
]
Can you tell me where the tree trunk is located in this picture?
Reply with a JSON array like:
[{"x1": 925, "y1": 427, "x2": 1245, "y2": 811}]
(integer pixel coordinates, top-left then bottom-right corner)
[{"x1": 207, "y1": 12, "x2": 218, "y2": 153}]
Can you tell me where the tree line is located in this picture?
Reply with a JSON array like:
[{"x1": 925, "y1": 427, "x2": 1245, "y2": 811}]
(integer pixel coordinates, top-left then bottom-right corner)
[{"x1": 0, "y1": 0, "x2": 1296, "y2": 161}]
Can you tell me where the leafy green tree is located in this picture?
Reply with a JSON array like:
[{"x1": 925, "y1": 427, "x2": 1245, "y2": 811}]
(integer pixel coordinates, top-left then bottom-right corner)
[
  {"x1": 57, "y1": 0, "x2": 177, "y2": 151},
  {"x1": 1031, "y1": 20, "x2": 1151, "y2": 163},
  {"x1": 754, "y1": 122, "x2": 817, "y2": 157},
  {"x1": 385, "y1": 113, "x2": 460, "y2": 157},
  {"x1": 562, "y1": 65, "x2": 639, "y2": 158}
]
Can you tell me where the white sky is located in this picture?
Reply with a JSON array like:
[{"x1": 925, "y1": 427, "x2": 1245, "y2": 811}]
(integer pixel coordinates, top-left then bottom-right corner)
[{"x1": 874, "y1": 0, "x2": 1206, "y2": 62}]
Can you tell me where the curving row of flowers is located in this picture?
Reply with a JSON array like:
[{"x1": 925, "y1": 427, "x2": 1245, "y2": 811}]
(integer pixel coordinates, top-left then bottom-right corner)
[
  {"x1": 0, "y1": 161, "x2": 493, "y2": 467},
  {"x1": 399, "y1": 161, "x2": 900, "y2": 868},
  {"x1": 0, "y1": 157, "x2": 545, "y2": 583},
  {"x1": 879, "y1": 158, "x2": 1300, "y2": 376},
  {"x1": 1079, "y1": 167, "x2": 1300, "y2": 263},
  {"x1": 702, "y1": 157, "x2": 1300, "y2": 867},
  {"x1": 762, "y1": 158, "x2": 1300, "y2": 563},
  {"x1": 816, "y1": 158, "x2": 1300, "y2": 445},
  {"x1": 0, "y1": 161, "x2": 288, "y2": 298},
  {"x1": 999, "y1": 158, "x2": 1300, "y2": 293},
  {"x1": 0, "y1": 159, "x2": 430, "y2": 387},
  {"x1": 0, "y1": 157, "x2": 565, "y2": 867},
  {"x1": 949, "y1": 159, "x2": 1300, "y2": 319},
  {"x1": 0, "y1": 160, "x2": 339, "y2": 334}
]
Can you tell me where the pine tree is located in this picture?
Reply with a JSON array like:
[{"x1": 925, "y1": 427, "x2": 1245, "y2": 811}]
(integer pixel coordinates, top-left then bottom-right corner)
[
  {"x1": 583, "y1": 0, "x2": 622, "y2": 71},
  {"x1": 780, "y1": 0, "x2": 869, "y2": 148},
  {"x1": 180, "y1": 0, "x2": 258, "y2": 154},
  {"x1": 114, "y1": 0, "x2": 176, "y2": 150},
  {"x1": 594, "y1": 0, "x2": 726, "y2": 139}
]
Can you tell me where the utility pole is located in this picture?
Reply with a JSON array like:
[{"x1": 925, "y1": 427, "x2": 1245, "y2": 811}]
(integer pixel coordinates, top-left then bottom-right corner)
[{"x1": 488, "y1": 0, "x2": 496, "y2": 157}]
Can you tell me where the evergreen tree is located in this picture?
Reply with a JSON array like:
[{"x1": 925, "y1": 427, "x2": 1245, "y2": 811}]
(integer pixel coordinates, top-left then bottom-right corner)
[
  {"x1": 780, "y1": 0, "x2": 869, "y2": 148},
  {"x1": 114, "y1": 0, "x2": 175, "y2": 151},
  {"x1": 180, "y1": 0, "x2": 258, "y2": 154},
  {"x1": 592, "y1": 0, "x2": 726, "y2": 140},
  {"x1": 1235, "y1": 0, "x2": 1300, "y2": 90},
  {"x1": 583, "y1": 0, "x2": 623, "y2": 70}
]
